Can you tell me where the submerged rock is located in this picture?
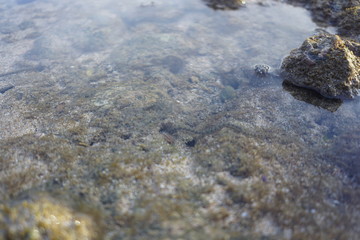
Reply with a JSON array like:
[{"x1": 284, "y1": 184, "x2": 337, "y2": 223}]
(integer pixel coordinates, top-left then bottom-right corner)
[
  {"x1": 202, "y1": 0, "x2": 246, "y2": 10},
  {"x1": 281, "y1": 33, "x2": 360, "y2": 99},
  {"x1": 161, "y1": 55, "x2": 184, "y2": 74},
  {"x1": 254, "y1": 64, "x2": 271, "y2": 77},
  {"x1": 0, "y1": 194, "x2": 102, "y2": 240}
]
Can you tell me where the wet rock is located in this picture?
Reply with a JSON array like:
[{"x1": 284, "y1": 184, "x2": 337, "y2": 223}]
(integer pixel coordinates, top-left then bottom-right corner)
[
  {"x1": 202, "y1": 0, "x2": 246, "y2": 10},
  {"x1": 254, "y1": 64, "x2": 270, "y2": 77},
  {"x1": 24, "y1": 32, "x2": 42, "y2": 40},
  {"x1": 25, "y1": 38, "x2": 56, "y2": 60},
  {"x1": 281, "y1": 33, "x2": 360, "y2": 99},
  {"x1": 282, "y1": 81, "x2": 342, "y2": 112}
]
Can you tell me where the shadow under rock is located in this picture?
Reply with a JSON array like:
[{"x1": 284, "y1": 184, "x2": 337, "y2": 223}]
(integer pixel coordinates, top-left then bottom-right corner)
[{"x1": 282, "y1": 81, "x2": 343, "y2": 112}]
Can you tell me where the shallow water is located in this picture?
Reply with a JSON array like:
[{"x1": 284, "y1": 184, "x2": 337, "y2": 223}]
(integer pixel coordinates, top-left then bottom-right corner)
[
  {"x1": 0, "y1": 0, "x2": 318, "y2": 69},
  {"x1": 0, "y1": 0, "x2": 359, "y2": 239}
]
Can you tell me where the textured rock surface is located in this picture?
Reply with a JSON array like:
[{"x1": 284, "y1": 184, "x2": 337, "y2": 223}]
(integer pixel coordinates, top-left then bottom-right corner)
[{"x1": 281, "y1": 33, "x2": 360, "y2": 99}]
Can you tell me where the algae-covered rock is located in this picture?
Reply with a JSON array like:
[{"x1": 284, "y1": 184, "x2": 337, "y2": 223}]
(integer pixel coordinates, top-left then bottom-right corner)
[
  {"x1": 338, "y1": 6, "x2": 360, "y2": 37},
  {"x1": 254, "y1": 64, "x2": 271, "y2": 77},
  {"x1": 281, "y1": 33, "x2": 360, "y2": 99},
  {"x1": 0, "y1": 195, "x2": 101, "y2": 240}
]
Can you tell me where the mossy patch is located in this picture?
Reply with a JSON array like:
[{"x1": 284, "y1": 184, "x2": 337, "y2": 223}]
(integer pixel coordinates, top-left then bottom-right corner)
[{"x1": 0, "y1": 194, "x2": 103, "y2": 240}]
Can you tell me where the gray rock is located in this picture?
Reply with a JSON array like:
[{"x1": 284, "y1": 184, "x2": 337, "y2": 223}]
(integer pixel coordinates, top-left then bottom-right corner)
[
  {"x1": 254, "y1": 64, "x2": 270, "y2": 77},
  {"x1": 281, "y1": 33, "x2": 360, "y2": 99}
]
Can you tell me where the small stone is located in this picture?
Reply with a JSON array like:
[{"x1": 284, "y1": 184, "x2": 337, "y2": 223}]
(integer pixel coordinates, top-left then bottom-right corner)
[
  {"x1": 281, "y1": 33, "x2": 360, "y2": 99},
  {"x1": 254, "y1": 64, "x2": 270, "y2": 77},
  {"x1": 189, "y1": 76, "x2": 200, "y2": 84}
]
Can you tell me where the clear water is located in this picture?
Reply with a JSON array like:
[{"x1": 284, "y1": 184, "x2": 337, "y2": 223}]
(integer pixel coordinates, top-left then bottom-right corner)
[
  {"x1": 0, "y1": 0, "x2": 318, "y2": 70},
  {"x1": 0, "y1": 0, "x2": 359, "y2": 239}
]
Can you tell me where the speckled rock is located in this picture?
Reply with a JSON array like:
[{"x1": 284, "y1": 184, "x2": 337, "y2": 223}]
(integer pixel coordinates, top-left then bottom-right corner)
[{"x1": 281, "y1": 33, "x2": 360, "y2": 99}]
